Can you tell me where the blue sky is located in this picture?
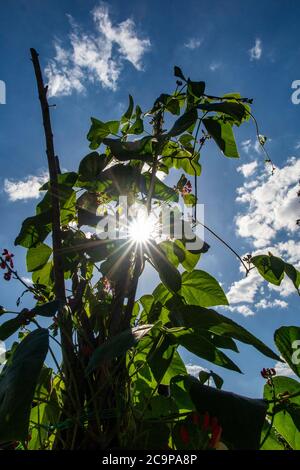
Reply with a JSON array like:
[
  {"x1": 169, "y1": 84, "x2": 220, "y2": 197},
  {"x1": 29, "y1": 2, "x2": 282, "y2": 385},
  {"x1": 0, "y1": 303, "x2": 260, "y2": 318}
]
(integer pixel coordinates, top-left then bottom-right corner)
[{"x1": 1, "y1": 0, "x2": 300, "y2": 397}]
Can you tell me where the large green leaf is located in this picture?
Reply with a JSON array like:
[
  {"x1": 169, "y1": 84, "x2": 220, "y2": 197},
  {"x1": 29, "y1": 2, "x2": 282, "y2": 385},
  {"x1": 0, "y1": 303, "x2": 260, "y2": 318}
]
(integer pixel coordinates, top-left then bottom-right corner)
[
  {"x1": 264, "y1": 376, "x2": 300, "y2": 449},
  {"x1": 251, "y1": 254, "x2": 285, "y2": 286},
  {"x1": 187, "y1": 80, "x2": 205, "y2": 99},
  {"x1": 78, "y1": 152, "x2": 107, "y2": 179},
  {"x1": 26, "y1": 243, "x2": 52, "y2": 272},
  {"x1": 188, "y1": 378, "x2": 268, "y2": 449},
  {"x1": 103, "y1": 136, "x2": 153, "y2": 161},
  {"x1": 147, "y1": 334, "x2": 176, "y2": 383},
  {"x1": 168, "y1": 302, "x2": 279, "y2": 360},
  {"x1": 0, "y1": 310, "x2": 29, "y2": 341},
  {"x1": 274, "y1": 326, "x2": 300, "y2": 378},
  {"x1": 87, "y1": 118, "x2": 119, "y2": 149},
  {"x1": 0, "y1": 329, "x2": 49, "y2": 441},
  {"x1": 198, "y1": 101, "x2": 247, "y2": 122},
  {"x1": 86, "y1": 325, "x2": 153, "y2": 374},
  {"x1": 167, "y1": 108, "x2": 198, "y2": 137},
  {"x1": 32, "y1": 300, "x2": 61, "y2": 318},
  {"x1": 160, "y1": 141, "x2": 201, "y2": 176},
  {"x1": 32, "y1": 262, "x2": 53, "y2": 288},
  {"x1": 260, "y1": 421, "x2": 285, "y2": 450},
  {"x1": 284, "y1": 263, "x2": 300, "y2": 292},
  {"x1": 181, "y1": 270, "x2": 228, "y2": 307},
  {"x1": 143, "y1": 173, "x2": 179, "y2": 202},
  {"x1": 203, "y1": 117, "x2": 239, "y2": 158},
  {"x1": 169, "y1": 328, "x2": 241, "y2": 372},
  {"x1": 146, "y1": 242, "x2": 182, "y2": 293},
  {"x1": 14, "y1": 211, "x2": 52, "y2": 248}
]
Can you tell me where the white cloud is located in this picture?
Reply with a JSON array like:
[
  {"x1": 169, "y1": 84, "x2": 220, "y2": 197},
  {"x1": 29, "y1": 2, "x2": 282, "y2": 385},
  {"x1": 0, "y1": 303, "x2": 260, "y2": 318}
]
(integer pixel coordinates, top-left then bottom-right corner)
[
  {"x1": 274, "y1": 360, "x2": 296, "y2": 377},
  {"x1": 186, "y1": 363, "x2": 208, "y2": 377},
  {"x1": 3, "y1": 172, "x2": 48, "y2": 201},
  {"x1": 295, "y1": 141, "x2": 300, "y2": 150},
  {"x1": 45, "y1": 3, "x2": 151, "y2": 97},
  {"x1": 227, "y1": 270, "x2": 263, "y2": 305},
  {"x1": 235, "y1": 157, "x2": 300, "y2": 248},
  {"x1": 184, "y1": 38, "x2": 202, "y2": 50},
  {"x1": 228, "y1": 156, "x2": 300, "y2": 313},
  {"x1": 255, "y1": 298, "x2": 288, "y2": 309},
  {"x1": 227, "y1": 304, "x2": 255, "y2": 316},
  {"x1": 249, "y1": 38, "x2": 262, "y2": 61},
  {"x1": 237, "y1": 161, "x2": 258, "y2": 178},
  {"x1": 209, "y1": 61, "x2": 221, "y2": 72}
]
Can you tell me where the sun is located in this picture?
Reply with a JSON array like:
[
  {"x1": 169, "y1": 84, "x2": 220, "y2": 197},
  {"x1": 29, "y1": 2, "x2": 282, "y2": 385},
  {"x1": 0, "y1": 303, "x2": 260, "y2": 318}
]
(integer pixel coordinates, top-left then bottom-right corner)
[{"x1": 128, "y1": 212, "x2": 157, "y2": 244}]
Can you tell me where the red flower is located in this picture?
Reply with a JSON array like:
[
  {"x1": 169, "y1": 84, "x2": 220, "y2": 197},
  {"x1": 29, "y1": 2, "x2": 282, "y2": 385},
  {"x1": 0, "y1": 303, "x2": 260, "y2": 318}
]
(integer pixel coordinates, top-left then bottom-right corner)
[{"x1": 179, "y1": 425, "x2": 190, "y2": 445}]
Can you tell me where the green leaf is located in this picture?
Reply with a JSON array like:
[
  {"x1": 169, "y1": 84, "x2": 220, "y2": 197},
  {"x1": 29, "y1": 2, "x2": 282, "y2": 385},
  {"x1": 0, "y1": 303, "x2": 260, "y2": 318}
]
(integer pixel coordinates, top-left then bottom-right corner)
[
  {"x1": 32, "y1": 300, "x2": 61, "y2": 318},
  {"x1": 39, "y1": 172, "x2": 78, "y2": 190},
  {"x1": 158, "y1": 241, "x2": 180, "y2": 267},
  {"x1": 0, "y1": 329, "x2": 49, "y2": 441},
  {"x1": 32, "y1": 261, "x2": 53, "y2": 288},
  {"x1": 181, "y1": 270, "x2": 228, "y2": 307},
  {"x1": 86, "y1": 325, "x2": 153, "y2": 374},
  {"x1": 26, "y1": 243, "x2": 52, "y2": 272},
  {"x1": 260, "y1": 421, "x2": 285, "y2": 450},
  {"x1": 143, "y1": 172, "x2": 179, "y2": 202},
  {"x1": 198, "y1": 101, "x2": 247, "y2": 122},
  {"x1": 264, "y1": 376, "x2": 300, "y2": 449},
  {"x1": 146, "y1": 242, "x2": 182, "y2": 293},
  {"x1": 183, "y1": 193, "x2": 197, "y2": 206},
  {"x1": 174, "y1": 66, "x2": 186, "y2": 81},
  {"x1": 154, "y1": 94, "x2": 180, "y2": 115},
  {"x1": 199, "y1": 370, "x2": 211, "y2": 385},
  {"x1": 274, "y1": 326, "x2": 300, "y2": 378},
  {"x1": 161, "y1": 140, "x2": 201, "y2": 176},
  {"x1": 285, "y1": 263, "x2": 300, "y2": 292},
  {"x1": 103, "y1": 136, "x2": 153, "y2": 161},
  {"x1": 122, "y1": 94, "x2": 134, "y2": 121},
  {"x1": 160, "y1": 350, "x2": 187, "y2": 386},
  {"x1": 168, "y1": 108, "x2": 198, "y2": 137},
  {"x1": 174, "y1": 240, "x2": 200, "y2": 271},
  {"x1": 15, "y1": 211, "x2": 52, "y2": 248},
  {"x1": 87, "y1": 118, "x2": 119, "y2": 149},
  {"x1": 210, "y1": 371, "x2": 224, "y2": 389},
  {"x1": 203, "y1": 117, "x2": 239, "y2": 158},
  {"x1": 187, "y1": 80, "x2": 205, "y2": 98},
  {"x1": 78, "y1": 152, "x2": 107, "y2": 179},
  {"x1": 252, "y1": 254, "x2": 285, "y2": 286},
  {"x1": 171, "y1": 329, "x2": 242, "y2": 372},
  {"x1": 188, "y1": 378, "x2": 268, "y2": 449},
  {"x1": 168, "y1": 302, "x2": 280, "y2": 361},
  {"x1": 0, "y1": 310, "x2": 28, "y2": 341},
  {"x1": 147, "y1": 334, "x2": 176, "y2": 383}
]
